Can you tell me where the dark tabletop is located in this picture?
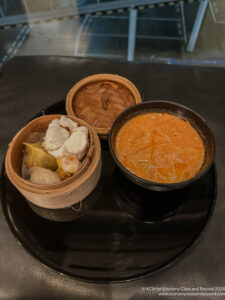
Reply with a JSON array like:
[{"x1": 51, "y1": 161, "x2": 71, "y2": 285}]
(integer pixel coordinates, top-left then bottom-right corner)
[{"x1": 0, "y1": 56, "x2": 224, "y2": 300}]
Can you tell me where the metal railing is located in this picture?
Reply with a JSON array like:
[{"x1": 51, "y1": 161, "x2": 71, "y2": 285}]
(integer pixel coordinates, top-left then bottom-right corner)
[{"x1": 0, "y1": 0, "x2": 201, "y2": 27}]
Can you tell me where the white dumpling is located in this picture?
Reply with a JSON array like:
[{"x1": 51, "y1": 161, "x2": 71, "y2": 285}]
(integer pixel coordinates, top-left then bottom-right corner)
[
  {"x1": 43, "y1": 119, "x2": 69, "y2": 151},
  {"x1": 64, "y1": 127, "x2": 89, "y2": 160},
  {"x1": 77, "y1": 126, "x2": 88, "y2": 134},
  {"x1": 29, "y1": 167, "x2": 61, "y2": 185},
  {"x1": 48, "y1": 144, "x2": 69, "y2": 158},
  {"x1": 60, "y1": 156, "x2": 81, "y2": 174},
  {"x1": 59, "y1": 116, "x2": 78, "y2": 131}
]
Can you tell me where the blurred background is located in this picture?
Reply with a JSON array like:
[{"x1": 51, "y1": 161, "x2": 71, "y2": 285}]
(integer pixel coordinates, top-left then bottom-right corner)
[{"x1": 0, "y1": 0, "x2": 224, "y2": 69}]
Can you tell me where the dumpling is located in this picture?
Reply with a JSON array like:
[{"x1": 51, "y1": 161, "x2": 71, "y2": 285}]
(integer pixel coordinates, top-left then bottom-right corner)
[
  {"x1": 29, "y1": 167, "x2": 61, "y2": 184},
  {"x1": 64, "y1": 127, "x2": 89, "y2": 160},
  {"x1": 59, "y1": 115, "x2": 78, "y2": 131},
  {"x1": 57, "y1": 156, "x2": 81, "y2": 180},
  {"x1": 42, "y1": 119, "x2": 70, "y2": 151},
  {"x1": 48, "y1": 144, "x2": 69, "y2": 158},
  {"x1": 23, "y1": 142, "x2": 57, "y2": 170}
]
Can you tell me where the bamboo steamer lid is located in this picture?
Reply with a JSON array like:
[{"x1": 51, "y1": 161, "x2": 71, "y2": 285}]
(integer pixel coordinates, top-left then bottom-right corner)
[
  {"x1": 66, "y1": 74, "x2": 142, "y2": 139},
  {"x1": 5, "y1": 115, "x2": 101, "y2": 209}
]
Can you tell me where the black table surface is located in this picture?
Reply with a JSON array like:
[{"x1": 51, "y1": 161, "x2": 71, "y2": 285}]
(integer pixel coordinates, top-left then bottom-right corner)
[{"x1": 0, "y1": 56, "x2": 224, "y2": 299}]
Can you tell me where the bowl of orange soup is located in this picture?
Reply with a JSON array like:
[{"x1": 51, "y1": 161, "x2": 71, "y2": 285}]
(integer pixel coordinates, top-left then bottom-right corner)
[{"x1": 109, "y1": 101, "x2": 215, "y2": 191}]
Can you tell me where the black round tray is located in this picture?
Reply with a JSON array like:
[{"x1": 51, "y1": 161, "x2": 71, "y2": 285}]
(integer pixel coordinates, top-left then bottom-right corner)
[{"x1": 1, "y1": 101, "x2": 217, "y2": 283}]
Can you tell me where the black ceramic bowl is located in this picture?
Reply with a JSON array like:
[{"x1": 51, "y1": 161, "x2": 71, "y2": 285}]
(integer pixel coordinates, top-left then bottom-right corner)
[{"x1": 109, "y1": 101, "x2": 215, "y2": 191}]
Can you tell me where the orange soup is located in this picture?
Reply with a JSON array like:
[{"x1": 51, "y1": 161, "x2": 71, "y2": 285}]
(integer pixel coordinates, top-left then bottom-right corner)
[{"x1": 115, "y1": 112, "x2": 205, "y2": 183}]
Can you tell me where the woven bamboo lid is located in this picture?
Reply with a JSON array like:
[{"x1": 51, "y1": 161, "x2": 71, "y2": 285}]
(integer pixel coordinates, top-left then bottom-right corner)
[{"x1": 66, "y1": 74, "x2": 142, "y2": 139}]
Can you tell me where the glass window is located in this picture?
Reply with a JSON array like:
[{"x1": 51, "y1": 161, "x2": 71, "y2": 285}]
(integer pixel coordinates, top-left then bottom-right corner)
[{"x1": 0, "y1": 0, "x2": 225, "y2": 69}]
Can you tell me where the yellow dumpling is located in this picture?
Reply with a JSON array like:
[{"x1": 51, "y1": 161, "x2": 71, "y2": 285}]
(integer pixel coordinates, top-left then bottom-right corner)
[
  {"x1": 56, "y1": 156, "x2": 81, "y2": 180},
  {"x1": 23, "y1": 142, "x2": 57, "y2": 170},
  {"x1": 56, "y1": 158, "x2": 71, "y2": 180}
]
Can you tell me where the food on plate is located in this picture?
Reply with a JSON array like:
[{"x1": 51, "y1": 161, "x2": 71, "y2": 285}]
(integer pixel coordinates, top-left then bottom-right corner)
[
  {"x1": 43, "y1": 116, "x2": 78, "y2": 151},
  {"x1": 23, "y1": 142, "x2": 57, "y2": 170},
  {"x1": 22, "y1": 116, "x2": 89, "y2": 184},
  {"x1": 63, "y1": 126, "x2": 89, "y2": 160},
  {"x1": 115, "y1": 112, "x2": 205, "y2": 183},
  {"x1": 29, "y1": 167, "x2": 61, "y2": 184},
  {"x1": 57, "y1": 156, "x2": 81, "y2": 180},
  {"x1": 72, "y1": 81, "x2": 136, "y2": 129}
]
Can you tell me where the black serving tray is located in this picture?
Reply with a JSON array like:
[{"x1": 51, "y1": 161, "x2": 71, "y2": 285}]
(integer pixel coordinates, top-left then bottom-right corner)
[{"x1": 0, "y1": 101, "x2": 217, "y2": 283}]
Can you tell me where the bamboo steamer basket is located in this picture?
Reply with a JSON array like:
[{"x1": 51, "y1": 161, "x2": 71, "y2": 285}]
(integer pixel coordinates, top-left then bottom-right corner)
[
  {"x1": 5, "y1": 115, "x2": 102, "y2": 212},
  {"x1": 66, "y1": 74, "x2": 142, "y2": 139}
]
